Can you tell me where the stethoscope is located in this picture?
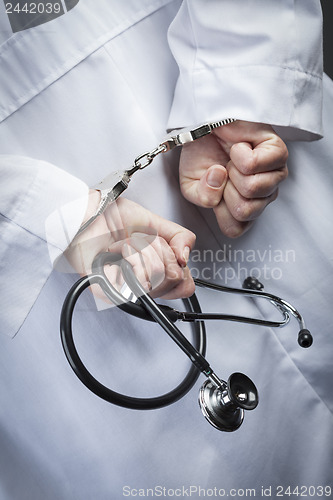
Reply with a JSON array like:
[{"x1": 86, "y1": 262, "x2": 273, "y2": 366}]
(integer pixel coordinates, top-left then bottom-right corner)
[
  {"x1": 61, "y1": 251, "x2": 313, "y2": 432},
  {"x1": 60, "y1": 120, "x2": 313, "y2": 432}
]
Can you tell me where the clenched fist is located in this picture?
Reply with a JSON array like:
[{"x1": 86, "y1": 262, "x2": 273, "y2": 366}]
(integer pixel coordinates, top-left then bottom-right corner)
[{"x1": 179, "y1": 120, "x2": 288, "y2": 237}]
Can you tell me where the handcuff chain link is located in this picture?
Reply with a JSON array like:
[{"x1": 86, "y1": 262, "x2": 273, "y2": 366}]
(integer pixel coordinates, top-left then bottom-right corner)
[
  {"x1": 132, "y1": 118, "x2": 236, "y2": 171},
  {"x1": 134, "y1": 144, "x2": 168, "y2": 170}
]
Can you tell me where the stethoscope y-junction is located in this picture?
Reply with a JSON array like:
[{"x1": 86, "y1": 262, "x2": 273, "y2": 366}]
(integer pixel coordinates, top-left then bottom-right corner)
[{"x1": 60, "y1": 120, "x2": 313, "y2": 432}]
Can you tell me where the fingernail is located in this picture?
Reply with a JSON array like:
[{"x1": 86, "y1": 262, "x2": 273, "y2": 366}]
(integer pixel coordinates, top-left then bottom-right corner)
[
  {"x1": 182, "y1": 246, "x2": 190, "y2": 266},
  {"x1": 206, "y1": 167, "x2": 226, "y2": 188}
]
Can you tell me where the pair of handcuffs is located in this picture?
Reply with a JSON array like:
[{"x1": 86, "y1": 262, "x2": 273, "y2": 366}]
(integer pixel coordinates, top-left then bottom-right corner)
[{"x1": 77, "y1": 119, "x2": 236, "y2": 236}]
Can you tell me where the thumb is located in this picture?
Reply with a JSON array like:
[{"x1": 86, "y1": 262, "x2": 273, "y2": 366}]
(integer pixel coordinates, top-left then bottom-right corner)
[
  {"x1": 168, "y1": 228, "x2": 196, "y2": 268},
  {"x1": 197, "y1": 164, "x2": 228, "y2": 208}
]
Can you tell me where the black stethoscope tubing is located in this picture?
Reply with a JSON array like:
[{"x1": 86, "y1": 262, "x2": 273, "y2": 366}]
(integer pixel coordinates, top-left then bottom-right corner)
[{"x1": 60, "y1": 266, "x2": 207, "y2": 410}]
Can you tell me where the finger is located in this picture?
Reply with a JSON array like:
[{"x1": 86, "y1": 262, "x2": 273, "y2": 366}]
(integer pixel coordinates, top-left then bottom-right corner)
[
  {"x1": 179, "y1": 133, "x2": 229, "y2": 207},
  {"x1": 228, "y1": 138, "x2": 288, "y2": 175},
  {"x1": 180, "y1": 164, "x2": 228, "y2": 208},
  {"x1": 227, "y1": 160, "x2": 288, "y2": 199},
  {"x1": 122, "y1": 242, "x2": 154, "y2": 292},
  {"x1": 213, "y1": 120, "x2": 289, "y2": 174},
  {"x1": 139, "y1": 236, "x2": 186, "y2": 297},
  {"x1": 102, "y1": 263, "x2": 125, "y2": 299},
  {"x1": 107, "y1": 237, "x2": 158, "y2": 294},
  {"x1": 158, "y1": 266, "x2": 195, "y2": 300},
  {"x1": 122, "y1": 236, "x2": 181, "y2": 296},
  {"x1": 89, "y1": 264, "x2": 120, "y2": 305},
  {"x1": 106, "y1": 198, "x2": 196, "y2": 269},
  {"x1": 223, "y1": 179, "x2": 279, "y2": 223},
  {"x1": 122, "y1": 234, "x2": 194, "y2": 299},
  {"x1": 213, "y1": 200, "x2": 253, "y2": 239},
  {"x1": 180, "y1": 133, "x2": 230, "y2": 177},
  {"x1": 155, "y1": 226, "x2": 196, "y2": 269}
]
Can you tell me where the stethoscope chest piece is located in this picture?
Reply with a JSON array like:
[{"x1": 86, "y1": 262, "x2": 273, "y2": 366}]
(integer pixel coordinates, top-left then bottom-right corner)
[{"x1": 198, "y1": 373, "x2": 259, "y2": 432}]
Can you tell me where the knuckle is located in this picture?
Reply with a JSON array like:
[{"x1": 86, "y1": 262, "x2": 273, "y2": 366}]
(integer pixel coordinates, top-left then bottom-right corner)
[
  {"x1": 223, "y1": 223, "x2": 247, "y2": 239},
  {"x1": 272, "y1": 135, "x2": 289, "y2": 163},
  {"x1": 186, "y1": 230, "x2": 197, "y2": 247},
  {"x1": 234, "y1": 199, "x2": 255, "y2": 221},
  {"x1": 239, "y1": 158, "x2": 256, "y2": 176},
  {"x1": 281, "y1": 165, "x2": 288, "y2": 180},
  {"x1": 230, "y1": 144, "x2": 256, "y2": 175},
  {"x1": 279, "y1": 141, "x2": 289, "y2": 163},
  {"x1": 242, "y1": 175, "x2": 260, "y2": 198},
  {"x1": 270, "y1": 188, "x2": 279, "y2": 203},
  {"x1": 198, "y1": 190, "x2": 220, "y2": 208},
  {"x1": 272, "y1": 169, "x2": 287, "y2": 191}
]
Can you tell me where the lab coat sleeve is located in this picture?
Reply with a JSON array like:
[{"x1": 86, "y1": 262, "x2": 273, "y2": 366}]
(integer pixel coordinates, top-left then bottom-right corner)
[
  {"x1": 167, "y1": 0, "x2": 323, "y2": 141},
  {"x1": 0, "y1": 155, "x2": 89, "y2": 338}
]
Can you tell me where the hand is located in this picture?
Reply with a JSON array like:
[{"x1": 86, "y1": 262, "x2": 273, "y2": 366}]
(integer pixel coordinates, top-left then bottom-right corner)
[
  {"x1": 65, "y1": 193, "x2": 196, "y2": 302},
  {"x1": 179, "y1": 120, "x2": 288, "y2": 237}
]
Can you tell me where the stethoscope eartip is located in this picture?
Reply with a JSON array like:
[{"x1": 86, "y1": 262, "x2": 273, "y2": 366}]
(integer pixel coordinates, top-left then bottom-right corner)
[
  {"x1": 242, "y1": 276, "x2": 264, "y2": 291},
  {"x1": 298, "y1": 329, "x2": 313, "y2": 348}
]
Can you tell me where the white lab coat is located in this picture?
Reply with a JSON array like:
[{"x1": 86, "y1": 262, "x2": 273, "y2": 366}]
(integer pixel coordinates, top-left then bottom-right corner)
[{"x1": 0, "y1": 1, "x2": 332, "y2": 499}]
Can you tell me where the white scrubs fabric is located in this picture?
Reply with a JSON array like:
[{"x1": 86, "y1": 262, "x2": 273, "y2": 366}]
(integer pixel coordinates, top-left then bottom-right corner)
[{"x1": 0, "y1": 1, "x2": 332, "y2": 499}]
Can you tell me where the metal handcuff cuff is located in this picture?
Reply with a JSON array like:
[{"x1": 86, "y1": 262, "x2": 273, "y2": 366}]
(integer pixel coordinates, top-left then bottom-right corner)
[{"x1": 61, "y1": 119, "x2": 313, "y2": 432}]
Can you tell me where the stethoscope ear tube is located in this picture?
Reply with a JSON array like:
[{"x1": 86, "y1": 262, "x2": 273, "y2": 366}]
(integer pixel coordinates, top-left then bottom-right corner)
[{"x1": 60, "y1": 258, "x2": 207, "y2": 410}]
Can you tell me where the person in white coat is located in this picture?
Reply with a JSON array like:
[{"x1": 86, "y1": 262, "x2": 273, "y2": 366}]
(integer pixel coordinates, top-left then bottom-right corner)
[{"x1": 0, "y1": 1, "x2": 332, "y2": 499}]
